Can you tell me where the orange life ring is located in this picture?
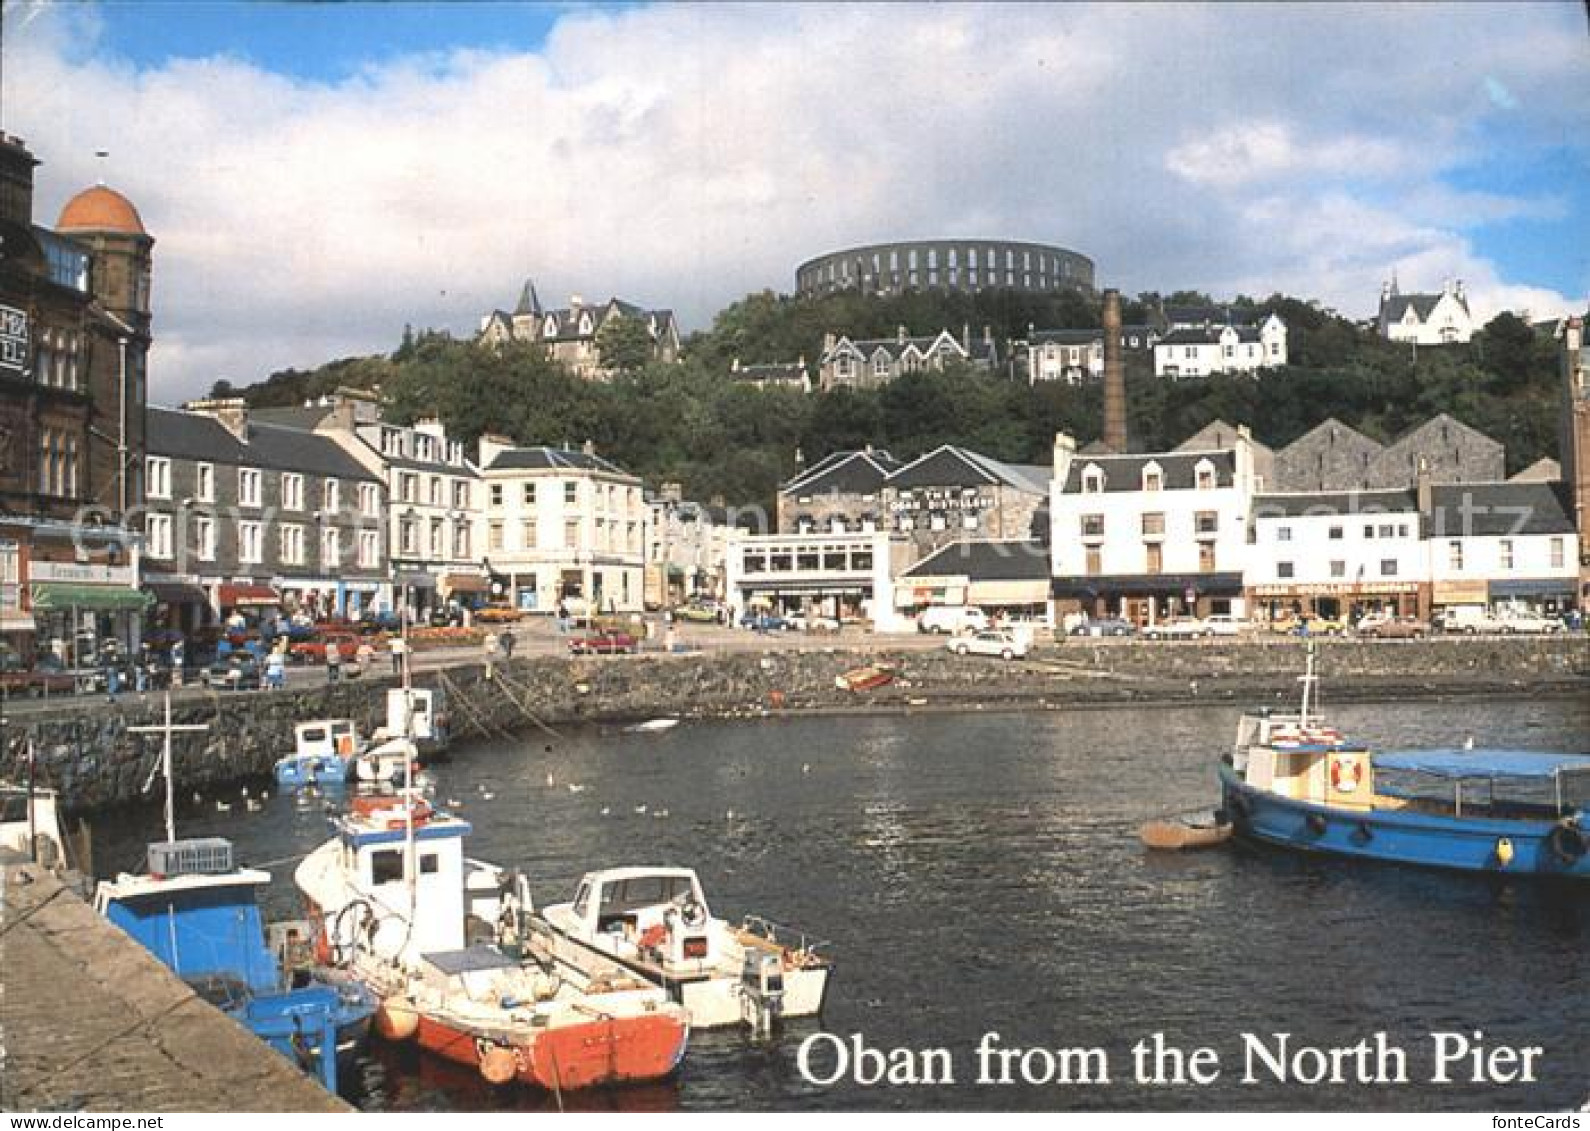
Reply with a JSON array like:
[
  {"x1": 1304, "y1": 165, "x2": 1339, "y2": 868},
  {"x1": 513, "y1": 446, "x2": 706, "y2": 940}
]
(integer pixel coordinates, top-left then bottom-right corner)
[
  {"x1": 1329, "y1": 755, "x2": 1362, "y2": 793},
  {"x1": 337, "y1": 734, "x2": 355, "y2": 757}
]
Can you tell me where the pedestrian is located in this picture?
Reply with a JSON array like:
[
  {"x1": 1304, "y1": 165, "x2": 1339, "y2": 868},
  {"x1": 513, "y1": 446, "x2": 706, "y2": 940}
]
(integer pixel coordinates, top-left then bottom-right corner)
[
  {"x1": 389, "y1": 634, "x2": 407, "y2": 676},
  {"x1": 556, "y1": 600, "x2": 569, "y2": 634},
  {"x1": 483, "y1": 631, "x2": 499, "y2": 679},
  {"x1": 170, "y1": 639, "x2": 185, "y2": 688},
  {"x1": 356, "y1": 640, "x2": 374, "y2": 678},
  {"x1": 265, "y1": 647, "x2": 286, "y2": 690},
  {"x1": 500, "y1": 629, "x2": 515, "y2": 663},
  {"x1": 326, "y1": 641, "x2": 342, "y2": 684},
  {"x1": 105, "y1": 659, "x2": 120, "y2": 704}
]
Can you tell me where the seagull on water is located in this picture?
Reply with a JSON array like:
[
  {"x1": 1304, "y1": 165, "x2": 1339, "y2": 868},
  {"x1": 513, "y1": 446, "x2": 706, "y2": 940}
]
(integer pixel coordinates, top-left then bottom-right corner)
[
  {"x1": 545, "y1": 772, "x2": 555, "y2": 788},
  {"x1": 634, "y1": 804, "x2": 648, "y2": 815},
  {"x1": 567, "y1": 783, "x2": 586, "y2": 794}
]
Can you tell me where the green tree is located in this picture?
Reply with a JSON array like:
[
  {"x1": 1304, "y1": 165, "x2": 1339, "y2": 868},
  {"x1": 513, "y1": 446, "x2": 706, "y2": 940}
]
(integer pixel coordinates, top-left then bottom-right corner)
[{"x1": 595, "y1": 314, "x2": 655, "y2": 376}]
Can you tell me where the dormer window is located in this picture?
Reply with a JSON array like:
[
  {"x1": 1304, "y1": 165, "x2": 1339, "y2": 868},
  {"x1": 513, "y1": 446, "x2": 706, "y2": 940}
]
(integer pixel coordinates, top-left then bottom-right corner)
[
  {"x1": 1081, "y1": 465, "x2": 1104, "y2": 494},
  {"x1": 1194, "y1": 460, "x2": 1217, "y2": 490},
  {"x1": 1142, "y1": 462, "x2": 1163, "y2": 492}
]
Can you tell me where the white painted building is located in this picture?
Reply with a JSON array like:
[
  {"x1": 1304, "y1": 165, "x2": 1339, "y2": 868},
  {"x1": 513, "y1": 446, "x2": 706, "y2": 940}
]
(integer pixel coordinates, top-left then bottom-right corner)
[
  {"x1": 1049, "y1": 430, "x2": 1260, "y2": 622},
  {"x1": 1153, "y1": 314, "x2": 1288, "y2": 379},
  {"x1": 1377, "y1": 278, "x2": 1475, "y2": 345},
  {"x1": 723, "y1": 531, "x2": 914, "y2": 630},
  {"x1": 1425, "y1": 482, "x2": 1577, "y2": 613},
  {"x1": 477, "y1": 437, "x2": 647, "y2": 613},
  {"x1": 645, "y1": 486, "x2": 732, "y2": 608},
  {"x1": 1246, "y1": 489, "x2": 1426, "y2": 621}
]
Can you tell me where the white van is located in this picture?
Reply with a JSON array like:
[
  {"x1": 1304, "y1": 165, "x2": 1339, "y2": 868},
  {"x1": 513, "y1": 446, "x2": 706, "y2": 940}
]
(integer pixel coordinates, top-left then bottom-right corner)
[
  {"x1": 917, "y1": 605, "x2": 989, "y2": 635},
  {"x1": 1436, "y1": 605, "x2": 1503, "y2": 634}
]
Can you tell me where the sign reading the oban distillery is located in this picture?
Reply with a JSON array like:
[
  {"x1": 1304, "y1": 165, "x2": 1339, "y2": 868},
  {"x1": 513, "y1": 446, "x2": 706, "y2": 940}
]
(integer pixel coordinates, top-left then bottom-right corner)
[
  {"x1": 889, "y1": 489, "x2": 994, "y2": 514},
  {"x1": 0, "y1": 305, "x2": 28, "y2": 372},
  {"x1": 798, "y1": 1031, "x2": 1548, "y2": 1090}
]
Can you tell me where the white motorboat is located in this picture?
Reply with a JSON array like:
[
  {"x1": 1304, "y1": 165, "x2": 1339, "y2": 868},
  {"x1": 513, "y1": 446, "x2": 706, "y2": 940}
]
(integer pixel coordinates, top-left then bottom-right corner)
[
  {"x1": 294, "y1": 796, "x2": 690, "y2": 1090},
  {"x1": 538, "y1": 866, "x2": 832, "y2": 1031}
]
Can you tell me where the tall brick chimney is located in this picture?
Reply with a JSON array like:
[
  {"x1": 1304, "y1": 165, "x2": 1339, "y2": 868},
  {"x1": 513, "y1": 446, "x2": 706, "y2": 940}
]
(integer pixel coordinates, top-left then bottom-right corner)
[{"x1": 1101, "y1": 288, "x2": 1127, "y2": 453}]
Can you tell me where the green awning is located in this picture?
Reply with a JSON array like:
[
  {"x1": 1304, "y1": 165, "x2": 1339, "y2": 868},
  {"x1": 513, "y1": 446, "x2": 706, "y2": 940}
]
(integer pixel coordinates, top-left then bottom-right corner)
[{"x1": 30, "y1": 582, "x2": 153, "y2": 612}]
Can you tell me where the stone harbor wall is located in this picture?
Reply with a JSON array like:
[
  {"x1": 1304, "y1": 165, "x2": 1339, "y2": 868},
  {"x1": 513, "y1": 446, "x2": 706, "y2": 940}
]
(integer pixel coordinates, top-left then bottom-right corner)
[{"x1": 2, "y1": 636, "x2": 1585, "y2": 812}]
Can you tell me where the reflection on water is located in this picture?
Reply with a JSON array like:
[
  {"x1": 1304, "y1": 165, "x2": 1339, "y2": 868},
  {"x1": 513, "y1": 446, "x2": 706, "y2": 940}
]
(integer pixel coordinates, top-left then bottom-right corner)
[{"x1": 88, "y1": 697, "x2": 1590, "y2": 1111}]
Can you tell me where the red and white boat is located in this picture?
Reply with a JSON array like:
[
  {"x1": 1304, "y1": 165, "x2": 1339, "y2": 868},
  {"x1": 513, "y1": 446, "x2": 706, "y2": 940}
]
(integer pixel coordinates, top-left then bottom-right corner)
[{"x1": 293, "y1": 794, "x2": 689, "y2": 1091}]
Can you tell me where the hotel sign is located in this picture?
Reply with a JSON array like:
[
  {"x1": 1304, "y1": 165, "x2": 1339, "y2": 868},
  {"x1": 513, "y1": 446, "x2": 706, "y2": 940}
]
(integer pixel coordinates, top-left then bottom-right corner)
[
  {"x1": 29, "y1": 561, "x2": 135, "y2": 586},
  {"x1": 0, "y1": 305, "x2": 28, "y2": 372},
  {"x1": 1251, "y1": 581, "x2": 1420, "y2": 597}
]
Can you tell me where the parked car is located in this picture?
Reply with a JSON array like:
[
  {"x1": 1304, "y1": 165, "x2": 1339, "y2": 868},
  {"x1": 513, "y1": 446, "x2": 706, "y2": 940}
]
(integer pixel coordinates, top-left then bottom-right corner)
[
  {"x1": 1141, "y1": 617, "x2": 1209, "y2": 640},
  {"x1": 0, "y1": 654, "x2": 77, "y2": 698},
  {"x1": 1298, "y1": 616, "x2": 1349, "y2": 637},
  {"x1": 673, "y1": 602, "x2": 721, "y2": 624},
  {"x1": 1359, "y1": 616, "x2": 1430, "y2": 639},
  {"x1": 1069, "y1": 616, "x2": 1134, "y2": 638},
  {"x1": 740, "y1": 612, "x2": 790, "y2": 633},
  {"x1": 1434, "y1": 605, "x2": 1505, "y2": 635},
  {"x1": 289, "y1": 632, "x2": 362, "y2": 664},
  {"x1": 787, "y1": 613, "x2": 841, "y2": 633},
  {"x1": 201, "y1": 654, "x2": 263, "y2": 691},
  {"x1": 1201, "y1": 613, "x2": 1249, "y2": 637},
  {"x1": 947, "y1": 629, "x2": 1029, "y2": 660},
  {"x1": 917, "y1": 606, "x2": 989, "y2": 635},
  {"x1": 476, "y1": 604, "x2": 525, "y2": 624},
  {"x1": 567, "y1": 630, "x2": 638, "y2": 655},
  {"x1": 1496, "y1": 611, "x2": 1565, "y2": 635}
]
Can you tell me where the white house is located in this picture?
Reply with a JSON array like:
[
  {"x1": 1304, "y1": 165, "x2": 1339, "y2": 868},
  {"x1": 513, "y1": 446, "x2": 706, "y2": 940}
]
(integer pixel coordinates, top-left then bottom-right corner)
[
  {"x1": 1377, "y1": 278, "x2": 1475, "y2": 345},
  {"x1": 1246, "y1": 489, "x2": 1426, "y2": 622},
  {"x1": 723, "y1": 531, "x2": 915, "y2": 630},
  {"x1": 1049, "y1": 430, "x2": 1259, "y2": 623},
  {"x1": 1153, "y1": 314, "x2": 1287, "y2": 379},
  {"x1": 1425, "y1": 481, "x2": 1577, "y2": 613},
  {"x1": 477, "y1": 437, "x2": 647, "y2": 613}
]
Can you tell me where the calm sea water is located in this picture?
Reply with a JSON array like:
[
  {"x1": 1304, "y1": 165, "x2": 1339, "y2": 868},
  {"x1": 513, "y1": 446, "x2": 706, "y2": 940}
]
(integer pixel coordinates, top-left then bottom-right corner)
[{"x1": 88, "y1": 697, "x2": 1590, "y2": 1112}]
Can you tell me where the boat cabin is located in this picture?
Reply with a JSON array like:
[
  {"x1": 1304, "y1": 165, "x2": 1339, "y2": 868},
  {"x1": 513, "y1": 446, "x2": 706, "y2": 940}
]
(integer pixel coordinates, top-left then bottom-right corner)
[
  {"x1": 295, "y1": 719, "x2": 359, "y2": 761},
  {"x1": 387, "y1": 688, "x2": 441, "y2": 743},
  {"x1": 332, "y1": 800, "x2": 477, "y2": 957},
  {"x1": 564, "y1": 867, "x2": 716, "y2": 968},
  {"x1": 1234, "y1": 710, "x2": 1375, "y2": 811},
  {"x1": 94, "y1": 838, "x2": 282, "y2": 1001},
  {"x1": 0, "y1": 785, "x2": 65, "y2": 867}
]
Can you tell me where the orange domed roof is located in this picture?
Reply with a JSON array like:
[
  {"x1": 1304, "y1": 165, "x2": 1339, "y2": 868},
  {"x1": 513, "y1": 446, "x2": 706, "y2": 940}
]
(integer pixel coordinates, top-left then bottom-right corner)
[{"x1": 56, "y1": 185, "x2": 146, "y2": 236}]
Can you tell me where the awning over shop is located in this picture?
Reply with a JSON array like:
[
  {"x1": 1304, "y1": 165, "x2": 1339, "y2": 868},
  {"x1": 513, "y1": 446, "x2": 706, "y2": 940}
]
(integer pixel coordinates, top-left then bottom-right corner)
[
  {"x1": 144, "y1": 581, "x2": 209, "y2": 605},
  {"x1": 440, "y1": 573, "x2": 488, "y2": 594},
  {"x1": 217, "y1": 583, "x2": 280, "y2": 608},
  {"x1": 395, "y1": 572, "x2": 437, "y2": 590},
  {"x1": 30, "y1": 582, "x2": 152, "y2": 612},
  {"x1": 1051, "y1": 572, "x2": 1243, "y2": 600},
  {"x1": 1489, "y1": 578, "x2": 1576, "y2": 598}
]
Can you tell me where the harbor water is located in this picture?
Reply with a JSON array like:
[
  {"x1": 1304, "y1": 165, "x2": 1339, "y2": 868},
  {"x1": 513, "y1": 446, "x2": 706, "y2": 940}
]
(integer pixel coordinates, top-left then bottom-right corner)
[{"x1": 87, "y1": 697, "x2": 1589, "y2": 1111}]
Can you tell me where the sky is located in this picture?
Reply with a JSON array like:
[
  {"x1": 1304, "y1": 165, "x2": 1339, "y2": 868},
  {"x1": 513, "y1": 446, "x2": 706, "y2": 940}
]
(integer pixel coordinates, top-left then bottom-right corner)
[{"x1": 3, "y1": 1, "x2": 1587, "y2": 402}]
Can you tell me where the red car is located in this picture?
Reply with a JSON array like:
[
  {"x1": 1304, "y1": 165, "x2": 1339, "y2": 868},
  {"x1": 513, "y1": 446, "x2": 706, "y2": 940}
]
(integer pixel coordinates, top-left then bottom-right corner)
[
  {"x1": 289, "y1": 632, "x2": 362, "y2": 663},
  {"x1": 567, "y1": 630, "x2": 638, "y2": 656}
]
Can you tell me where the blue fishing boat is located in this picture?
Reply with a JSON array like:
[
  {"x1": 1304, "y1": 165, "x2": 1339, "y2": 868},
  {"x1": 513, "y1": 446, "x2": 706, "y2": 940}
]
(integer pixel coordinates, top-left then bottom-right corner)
[
  {"x1": 1218, "y1": 651, "x2": 1589, "y2": 880},
  {"x1": 273, "y1": 719, "x2": 358, "y2": 788},
  {"x1": 94, "y1": 837, "x2": 376, "y2": 1091}
]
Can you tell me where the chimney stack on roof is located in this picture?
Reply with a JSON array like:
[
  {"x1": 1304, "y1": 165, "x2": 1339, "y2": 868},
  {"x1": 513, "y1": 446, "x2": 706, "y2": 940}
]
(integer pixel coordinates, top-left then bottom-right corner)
[
  {"x1": 1101, "y1": 288, "x2": 1128, "y2": 453},
  {"x1": 185, "y1": 397, "x2": 250, "y2": 442}
]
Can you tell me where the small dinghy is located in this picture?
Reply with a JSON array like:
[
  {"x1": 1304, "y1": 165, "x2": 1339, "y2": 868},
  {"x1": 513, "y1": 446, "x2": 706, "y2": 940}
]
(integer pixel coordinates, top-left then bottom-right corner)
[
  {"x1": 1139, "y1": 810, "x2": 1234, "y2": 851},
  {"x1": 628, "y1": 718, "x2": 680, "y2": 733}
]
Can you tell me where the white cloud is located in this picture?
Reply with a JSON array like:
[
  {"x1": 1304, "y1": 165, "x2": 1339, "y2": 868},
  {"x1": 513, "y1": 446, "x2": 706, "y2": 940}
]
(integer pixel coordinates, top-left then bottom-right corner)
[{"x1": 3, "y1": 1, "x2": 1586, "y2": 401}]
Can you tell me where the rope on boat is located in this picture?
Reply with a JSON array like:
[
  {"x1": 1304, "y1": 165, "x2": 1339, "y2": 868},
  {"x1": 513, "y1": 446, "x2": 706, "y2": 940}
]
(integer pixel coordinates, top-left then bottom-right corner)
[{"x1": 484, "y1": 669, "x2": 564, "y2": 741}]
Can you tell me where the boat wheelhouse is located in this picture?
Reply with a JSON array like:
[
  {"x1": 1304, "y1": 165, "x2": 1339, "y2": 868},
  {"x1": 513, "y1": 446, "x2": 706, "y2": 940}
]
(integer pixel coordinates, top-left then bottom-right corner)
[
  {"x1": 538, "y1": 866, "x2": 832, "y2": 1031},
  {"x1": 294, "y1": 798, "x2": 690, "y2": 1090},
  {"x1": 274, "y1": 719, "x2": 359, "y2": 787}
]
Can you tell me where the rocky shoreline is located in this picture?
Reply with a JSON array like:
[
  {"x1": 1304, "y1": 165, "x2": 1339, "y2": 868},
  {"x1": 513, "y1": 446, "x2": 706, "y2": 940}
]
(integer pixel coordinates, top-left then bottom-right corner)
[{"x1": 3, "y1": 636, "x2": 1585, "y2": 811}]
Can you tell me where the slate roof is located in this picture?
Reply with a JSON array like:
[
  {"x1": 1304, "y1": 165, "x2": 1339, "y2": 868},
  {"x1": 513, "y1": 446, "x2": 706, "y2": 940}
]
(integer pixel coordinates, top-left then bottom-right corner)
[
  {"x1": 734, "y1": 363, "x2": 807, "y2": 382},
  {"x1": 1427, "y1": 482, "x2": 1574, "y2": 537},
  {"x1": 1380, "y1": 291, "x2": 1467, "y2": 323},
  {"x1": 481, "y1": 445, "x2": 637, "y2": 479},
  {"x1": 901, "y1": 539, "x2": 1052, "y2": 581},
  {"x1": 1164, "y1": 304, "x2": 1258, "y2": 328},
  {"x1": 888, "y1": 446, "x2": 1047, "y2": 495},
  {"x1": 251, "y1": 404, "x2": 336, "y2": 429},
  {"x1": 147, "y1": 406, "x2": 379, "y2": 481},
  {"x1": 826, "y1": 330, "x2": 996, "y2": 365},
  {"x1": 1158, "y1": 325, "x2": 1263, "y2": 346},
  {"x1": 1062, "y1": 449, "x2": 1236, "y2": 492},
  {"x1": 1252, "y1": 490, "x2": 1418, "y2": 519},
  {"x1": 783, "y1": 450, "x2": 901, "y2": 496}
]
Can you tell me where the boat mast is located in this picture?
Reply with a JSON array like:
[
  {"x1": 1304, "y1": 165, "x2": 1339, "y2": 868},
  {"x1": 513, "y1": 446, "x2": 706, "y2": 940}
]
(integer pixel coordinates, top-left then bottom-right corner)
[
  {"x1": 401, "y1": 603, "x2": 417, "y2": 922},
  {"x1": 127, "y1": 692, "x2": 208, "y2": 844},
  {"x1": 1298, "y1": 642, "x2": 1317, "y2": 728}
]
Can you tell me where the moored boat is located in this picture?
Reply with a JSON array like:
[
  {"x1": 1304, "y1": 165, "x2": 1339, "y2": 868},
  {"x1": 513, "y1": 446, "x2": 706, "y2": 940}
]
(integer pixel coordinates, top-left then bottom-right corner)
[
  {"x1": 293, "y1": 796, "x2": 690, "y2": 1090},
  {"x1": 835, "y1": 665, "x2": 893, "y2": 693},
  {"x1": 1139, "y1": 810, "x2": 1234, "y2": 850},
  {"x1": 1220, "y1": 650, "x2": 1589, "y2": 880},
  {"x1": 274, "y1": 719, "x2": 359, "y2": 787},
  {"x1": 538, "y1": 866, "x2": 832, "y2": 1032}
]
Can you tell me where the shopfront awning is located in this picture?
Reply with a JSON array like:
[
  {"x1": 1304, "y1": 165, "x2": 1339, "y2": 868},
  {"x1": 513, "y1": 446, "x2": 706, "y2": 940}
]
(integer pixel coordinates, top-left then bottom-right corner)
[
  {"x1": 396, "y1": 571, "x2": 437, "y2": 590},
  {"x1": 144, "y1": 581, "x2": 209, "y2": 605},
  {"x1": 217, "y1": 583, "x2": 280, "y2": 608},
  {"x1": 30, "y1": 582, "x2": 152, "y2": 612},
  {"x1": 440, "y1": 573, "x2": 488, "y2": 594},
  {"x1": 1050, "y1": 572, "x2": 1244, "y2": 600},
  {"x1": 1489, "y1": 578, "x2": 1576, "y2": 599}
]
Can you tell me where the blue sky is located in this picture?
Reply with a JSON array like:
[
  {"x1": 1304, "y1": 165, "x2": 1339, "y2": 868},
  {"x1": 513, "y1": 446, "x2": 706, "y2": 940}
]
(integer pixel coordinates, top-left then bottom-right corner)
[{"x1": 7, "y1": 1, "x2": 1586, "y2": 398}]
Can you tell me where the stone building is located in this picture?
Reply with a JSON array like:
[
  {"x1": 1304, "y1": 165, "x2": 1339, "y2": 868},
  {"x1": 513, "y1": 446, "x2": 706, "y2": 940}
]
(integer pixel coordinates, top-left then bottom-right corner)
[
  {"x1": 796, "y1": 238, "x2": 1094, "y2": 299},
  {"x1": 885, "y1": 445, "x2": 1049, "y2": 562},
  {"x1": 818, "y1": 328, "x2": 999, "y2": 391},
  {"x1": 478, "y1": 281, "x2": 679, "y2": 380},
  {"x1": 1176, "y1": 419, "x2": 1276, "y2": 491},
  {"x1": 1559, "y1": 316, "x2": 1590, "y2": 602},
  {"x1": 1018, "y1": 324, "x2": 1158, "y2": 384},
  {"x1": 1272, "y1": 414, "x2": 1504, "y2": 492},
  {"x1": 728, "y1": 358, "x2": 810, "y2": 393},
  {"x1": 778, "y1": 449, "x2": 901, "y2": 535},
  {"x1": 141, "y1": 402, "x2": 388, "y2": 631},
  {"x1": 0, "y1": 135, "x2": 153, "y2": 661}
]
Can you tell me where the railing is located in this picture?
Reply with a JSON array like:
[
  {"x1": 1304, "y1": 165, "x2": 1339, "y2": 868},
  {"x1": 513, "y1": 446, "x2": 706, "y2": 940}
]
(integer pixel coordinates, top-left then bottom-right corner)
[{"x1": 739, "y1": 914, "x2": 831, "y2": 960}]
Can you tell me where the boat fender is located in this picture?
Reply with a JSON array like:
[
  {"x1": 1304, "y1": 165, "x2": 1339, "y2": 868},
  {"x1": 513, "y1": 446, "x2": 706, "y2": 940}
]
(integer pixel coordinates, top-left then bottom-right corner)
[
  {"x1": 1305, "y1": 813, "x2": 1327, "y2": 837},
  {"x1": 680, "y1": 898, "x2": 708, "y2": 929},
  {"x1": 478, "y1": 1042, "x2": 518, "y2": 1086},
  {"x1": 1547, "y1": 822, "x2": 1587, "y2": 864},
  {"x1": 375, "y1": 997, "x2": 420, "y2": 1041},
  {"x1": 1351, "y1": 821, "x2": 1373, "y2": 845},
  {"x1": 1495, "y1": 837, "x2": 1515, "y2": 868}
]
